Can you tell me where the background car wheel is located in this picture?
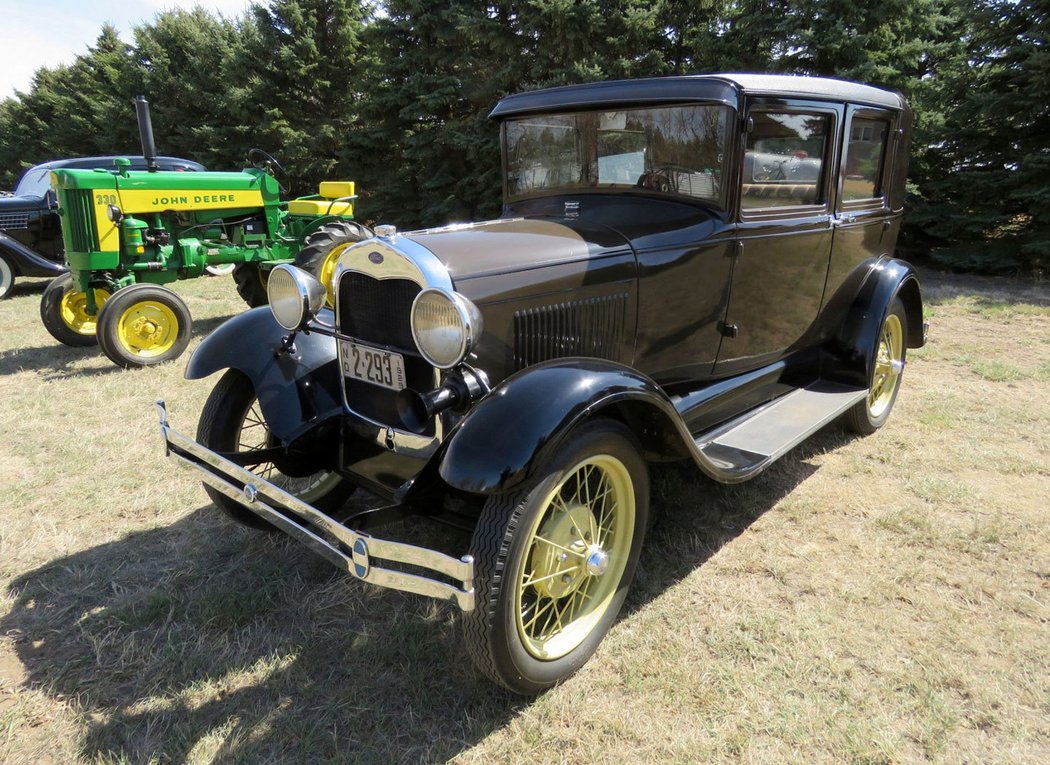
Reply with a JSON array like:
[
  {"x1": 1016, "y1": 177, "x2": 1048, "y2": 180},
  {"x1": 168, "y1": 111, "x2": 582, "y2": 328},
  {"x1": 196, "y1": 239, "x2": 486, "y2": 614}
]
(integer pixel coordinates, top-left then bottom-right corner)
[
  {"x1": 463, "y1": 418, "x2": 649, "y2": 694},
  {"x1": 196, "y1": 369, "x2": 354, "y2": 529},
  {"x1": 294, "y1": 221, "x2": 372, "y2": 305},
  {"x1": 232, "y1": 263, "x2": 269, "y2": 307},
  {"x1": 844, "y1": 297, "x2": 908, "y2": 435},
  {"x1": 0, "y1": 253, "x2": 15, "y2": 299},
  {"x1": 40, "y1": 272, "x2": 111, "y2": 346},
  {"x1": 95, "y1": 284, "x2": 192, "y2": 368}
]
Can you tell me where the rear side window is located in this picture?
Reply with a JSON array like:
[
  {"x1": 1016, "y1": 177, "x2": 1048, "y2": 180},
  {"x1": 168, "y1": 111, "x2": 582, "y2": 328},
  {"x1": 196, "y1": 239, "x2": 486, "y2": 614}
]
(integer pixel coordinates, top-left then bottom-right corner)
[
  {"x1": 742, "y1": 112, "x2": 830, "y2": 209},
  {"x1": 843, "y1": 117, "x2": 890, "y2": 201}
]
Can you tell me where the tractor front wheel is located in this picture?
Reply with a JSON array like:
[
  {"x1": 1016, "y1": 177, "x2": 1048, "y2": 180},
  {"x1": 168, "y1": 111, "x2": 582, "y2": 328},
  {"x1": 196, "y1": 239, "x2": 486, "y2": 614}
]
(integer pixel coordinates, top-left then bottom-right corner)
[
  {"x1": 294, "y1": 221, "x2": 372, "y2": 305},
  {"x1": 40, "y1": 273, "x2": 111, "y2": 347},
  {"x1": 96, "y1": 283, "x2": 192, "y2": 368}
]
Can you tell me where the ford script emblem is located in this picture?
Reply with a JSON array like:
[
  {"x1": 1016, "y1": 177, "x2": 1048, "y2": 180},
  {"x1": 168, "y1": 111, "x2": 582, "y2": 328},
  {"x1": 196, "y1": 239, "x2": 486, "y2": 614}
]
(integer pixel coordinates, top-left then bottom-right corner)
[{"x1": 368, "y1": 251, "x2": 384, "y2": 265}]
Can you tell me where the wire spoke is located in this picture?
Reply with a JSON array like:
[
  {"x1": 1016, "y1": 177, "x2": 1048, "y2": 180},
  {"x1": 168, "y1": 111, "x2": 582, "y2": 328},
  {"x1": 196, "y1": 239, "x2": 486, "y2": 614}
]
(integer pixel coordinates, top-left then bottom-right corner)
[
  {"x1": 521, "y1": 566, "x2": 580, "y2": 588},
  {"x1": 534, "y1": 535, "x2": 585, "y2": 557}
]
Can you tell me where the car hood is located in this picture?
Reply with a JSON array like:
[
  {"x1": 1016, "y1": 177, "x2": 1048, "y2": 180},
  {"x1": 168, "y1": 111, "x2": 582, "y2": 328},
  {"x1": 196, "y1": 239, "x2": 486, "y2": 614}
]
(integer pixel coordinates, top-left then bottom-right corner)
[{"x1": 404, "y1": 217, "x2": 632, "y2": 282}]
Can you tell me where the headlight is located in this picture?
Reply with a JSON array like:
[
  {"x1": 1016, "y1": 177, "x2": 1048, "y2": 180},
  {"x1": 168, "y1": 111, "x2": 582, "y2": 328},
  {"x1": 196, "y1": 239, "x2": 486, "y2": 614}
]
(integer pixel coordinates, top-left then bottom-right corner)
[
  {"x1": 267, "y1": 264, "x2": 326, "y2": 330},
  {"x1": 410, "y1": 288, "x2": 482, "y2": 369}
]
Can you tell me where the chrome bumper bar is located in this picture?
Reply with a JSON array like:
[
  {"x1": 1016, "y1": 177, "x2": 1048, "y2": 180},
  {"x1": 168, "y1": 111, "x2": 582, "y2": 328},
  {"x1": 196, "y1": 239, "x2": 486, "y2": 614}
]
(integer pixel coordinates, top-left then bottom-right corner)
[{"x1": 155, "y1": 401, "x2": 475, "y2": 611}]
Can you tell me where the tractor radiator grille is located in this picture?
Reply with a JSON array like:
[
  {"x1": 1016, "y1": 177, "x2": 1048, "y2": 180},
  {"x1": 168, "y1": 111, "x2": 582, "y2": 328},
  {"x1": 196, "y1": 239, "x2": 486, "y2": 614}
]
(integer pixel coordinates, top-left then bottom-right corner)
[
  {"x1": 0, "y1": 212, "x2": 29, "y2": 230},
  {"x1": 61, "y1": 190, "x2": 99, "y2": 251},
  {"x1": 336, "y1": 270, "x2": 434, "y2": 434},
  {"x1": 514, "y1": 293, "x2": 628, "y2": 370}
]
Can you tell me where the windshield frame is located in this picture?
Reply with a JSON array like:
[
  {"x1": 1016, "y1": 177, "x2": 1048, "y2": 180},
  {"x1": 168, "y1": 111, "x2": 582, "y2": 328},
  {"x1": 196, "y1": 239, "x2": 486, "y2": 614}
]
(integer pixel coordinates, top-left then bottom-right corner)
[{"x1": 500, "y1": 101, "x2": 733, "y2": 209}]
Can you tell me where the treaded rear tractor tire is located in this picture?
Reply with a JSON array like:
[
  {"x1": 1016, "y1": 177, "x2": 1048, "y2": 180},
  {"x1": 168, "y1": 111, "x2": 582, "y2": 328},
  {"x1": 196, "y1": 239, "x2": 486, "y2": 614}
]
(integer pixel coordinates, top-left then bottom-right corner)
[
  {"x1": 232, "y1": 263, "x2": 270, "y2": 308},
  {"x1": 294, "y1": 221, "x2": 372, "y2": 304}
]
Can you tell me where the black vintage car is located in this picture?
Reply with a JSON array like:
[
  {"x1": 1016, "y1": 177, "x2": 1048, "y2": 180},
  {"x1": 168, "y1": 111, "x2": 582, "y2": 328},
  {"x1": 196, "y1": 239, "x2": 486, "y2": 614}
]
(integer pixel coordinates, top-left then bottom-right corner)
[
  {"x1": 157, "y1": 74, "x2": 927, "y2": 693},
  {"x1": 0, "y1": 155, "x2": 204, "y2": 298}
]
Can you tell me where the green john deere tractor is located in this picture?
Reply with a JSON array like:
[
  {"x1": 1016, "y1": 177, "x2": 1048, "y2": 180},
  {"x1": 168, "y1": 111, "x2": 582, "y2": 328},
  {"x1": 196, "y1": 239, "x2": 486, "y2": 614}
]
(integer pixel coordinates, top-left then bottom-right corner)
[{"x1": 42, "y1": 96, "x2": 371, "y2": 368}]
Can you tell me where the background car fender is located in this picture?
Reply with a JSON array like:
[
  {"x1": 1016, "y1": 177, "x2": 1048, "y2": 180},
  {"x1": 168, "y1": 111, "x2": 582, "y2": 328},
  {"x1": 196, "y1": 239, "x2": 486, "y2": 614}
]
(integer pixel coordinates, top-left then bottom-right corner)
[
  {"x1": 0, "y1": 230, "x2": 68, "y2": 277},
  {"x1": 437, "y1": 359, "x2": 694, "y2": 495},
  {"x1": 829, "y1": 257, "x2": 925, "y2": 389},
  {"x1": 185, "y1": 307, "x2": 343, "y2": 443}
]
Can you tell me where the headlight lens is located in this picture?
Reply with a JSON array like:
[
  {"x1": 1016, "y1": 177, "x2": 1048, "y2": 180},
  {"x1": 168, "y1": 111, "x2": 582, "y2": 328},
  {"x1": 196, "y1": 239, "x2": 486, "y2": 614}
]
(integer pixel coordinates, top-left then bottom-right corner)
[
  {"x1": 267, "y1": 264, "x2": 326, "y2": 330},
  {"x1": 410, "y1": 289, "x2": 482, "y2": 368}
]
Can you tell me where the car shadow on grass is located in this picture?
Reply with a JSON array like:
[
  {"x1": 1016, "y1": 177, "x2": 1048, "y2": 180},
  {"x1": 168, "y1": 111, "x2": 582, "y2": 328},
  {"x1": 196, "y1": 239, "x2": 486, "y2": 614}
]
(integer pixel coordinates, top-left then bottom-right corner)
[{"x1": 1, "y1": 426, "x2": 855, "y2": 764}]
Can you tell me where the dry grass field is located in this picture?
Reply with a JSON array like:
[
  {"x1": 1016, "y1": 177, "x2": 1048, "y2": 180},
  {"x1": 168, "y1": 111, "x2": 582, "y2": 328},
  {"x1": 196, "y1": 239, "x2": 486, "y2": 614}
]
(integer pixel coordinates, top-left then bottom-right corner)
[{"x1": 0, "y1": 269, "x2": 1047, "y2": 764}]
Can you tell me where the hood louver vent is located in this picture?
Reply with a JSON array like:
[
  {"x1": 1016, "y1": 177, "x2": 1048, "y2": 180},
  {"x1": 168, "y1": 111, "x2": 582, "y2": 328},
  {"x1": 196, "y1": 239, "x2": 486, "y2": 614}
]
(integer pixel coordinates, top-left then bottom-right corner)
[{"x1": 514, "y1": 293, "x2": 627, "y2": 369}]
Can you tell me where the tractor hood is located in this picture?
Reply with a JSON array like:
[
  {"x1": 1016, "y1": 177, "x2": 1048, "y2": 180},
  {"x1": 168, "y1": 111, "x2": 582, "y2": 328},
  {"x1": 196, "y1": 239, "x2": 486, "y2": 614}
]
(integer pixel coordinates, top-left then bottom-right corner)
[{"x1": 402, "y1": 217, "x2": 633, "y2": 283}]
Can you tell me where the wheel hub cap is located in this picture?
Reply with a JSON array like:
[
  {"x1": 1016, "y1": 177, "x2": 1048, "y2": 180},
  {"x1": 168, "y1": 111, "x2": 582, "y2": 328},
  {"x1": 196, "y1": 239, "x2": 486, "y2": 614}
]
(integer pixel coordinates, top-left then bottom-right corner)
[{"x1": 585, "y1": 546, "x2": 609, "y2": 576}]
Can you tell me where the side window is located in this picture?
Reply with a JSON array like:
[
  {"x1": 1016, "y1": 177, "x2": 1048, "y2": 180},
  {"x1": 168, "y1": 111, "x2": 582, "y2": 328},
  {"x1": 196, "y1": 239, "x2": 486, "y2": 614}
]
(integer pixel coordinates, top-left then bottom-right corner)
[
  {"x1": 843, "y1": 116, "x2": 891, "y2": 202},
  {"x1": 742, "y1": 111, "x2": 830, "y2": 210}
]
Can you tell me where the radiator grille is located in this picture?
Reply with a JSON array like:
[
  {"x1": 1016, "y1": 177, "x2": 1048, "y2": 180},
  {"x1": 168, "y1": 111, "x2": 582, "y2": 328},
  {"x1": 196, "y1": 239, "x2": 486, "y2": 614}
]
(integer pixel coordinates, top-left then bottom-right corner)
[
  {"x1": 0, "y1": 212, "x2": 29, "y2": 230},
  {"x1": 514, "y1": 293, "x2": 627, "y2": 369},
  {"x1": 336, "y1": 270, "x2": 433, "y2": 434},
  {"x1": 337, "y1": 271, "x2": 420, "y2": 351},
  {"x1": 61, "y1": 190, "x2": 99, "y2": 251}
]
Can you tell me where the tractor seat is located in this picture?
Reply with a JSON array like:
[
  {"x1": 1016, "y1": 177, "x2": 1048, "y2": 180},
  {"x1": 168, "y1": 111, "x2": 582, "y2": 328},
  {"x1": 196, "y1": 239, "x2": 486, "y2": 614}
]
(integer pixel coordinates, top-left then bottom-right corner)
[{"x1": 288, "y1": 181, "x2": 356, "y2": 217}]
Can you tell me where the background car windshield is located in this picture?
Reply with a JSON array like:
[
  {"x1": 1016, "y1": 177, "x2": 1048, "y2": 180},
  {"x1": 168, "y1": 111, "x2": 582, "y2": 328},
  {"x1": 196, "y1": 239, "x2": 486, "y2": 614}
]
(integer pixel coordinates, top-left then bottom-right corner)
[
  {"x1": 14, "y1": 167, "x2": 52, "y2": 198},
  {"x1": 504, "y1": 104, "x2": 729, "y2": 204}
]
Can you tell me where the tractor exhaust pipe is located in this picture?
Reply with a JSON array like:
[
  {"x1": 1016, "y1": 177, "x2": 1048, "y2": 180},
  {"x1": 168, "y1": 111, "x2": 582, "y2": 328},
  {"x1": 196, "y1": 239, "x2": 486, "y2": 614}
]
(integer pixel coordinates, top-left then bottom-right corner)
[{"x1": 134, "y1": 95, "x2": 159, "y2": 173}]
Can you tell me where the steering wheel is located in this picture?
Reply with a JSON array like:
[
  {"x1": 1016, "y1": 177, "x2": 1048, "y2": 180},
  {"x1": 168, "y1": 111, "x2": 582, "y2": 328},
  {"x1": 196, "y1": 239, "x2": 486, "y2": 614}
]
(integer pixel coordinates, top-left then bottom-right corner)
[{"x1": 247, "y1": 148, "x2": 285, "y2": 176}]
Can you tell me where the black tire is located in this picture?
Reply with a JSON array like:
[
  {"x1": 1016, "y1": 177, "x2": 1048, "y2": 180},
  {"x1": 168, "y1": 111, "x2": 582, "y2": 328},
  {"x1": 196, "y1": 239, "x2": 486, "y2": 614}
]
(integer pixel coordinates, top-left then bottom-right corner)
[
  {"x1": 40, "y1": 272, "x2": 109, "y2": 347},
  {"x1": 196, "y1": 369, "x2": 354, "y2": 529},
  {"x1": 95, "y1": 283, "x2": 193, "y2": 368},
  {"x1": 0, "y1": 253, "x2": 14, "y2": 299},
  {"x1": 844, "y1": 297, "x2": 908, "y2": 435},
  {"x1": 294, "y1": 221, "x2": 372, "y2": 304},
  {"x1": 464, "y1": 418, "x2": 649, "y2": 694},
  {"x1": 232, "y1": 263, "x2": 270, "y2": 308}
]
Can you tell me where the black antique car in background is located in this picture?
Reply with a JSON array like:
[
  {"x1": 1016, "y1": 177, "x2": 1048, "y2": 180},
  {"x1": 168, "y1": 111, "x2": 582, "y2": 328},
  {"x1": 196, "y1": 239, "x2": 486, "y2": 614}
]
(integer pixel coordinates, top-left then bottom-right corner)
[
  {"x1": 0, "y1": 155, "x2": 204, "y2": 298},
  {"x1": 157, "y1": 74, "x2": 926, "y2": 693}
]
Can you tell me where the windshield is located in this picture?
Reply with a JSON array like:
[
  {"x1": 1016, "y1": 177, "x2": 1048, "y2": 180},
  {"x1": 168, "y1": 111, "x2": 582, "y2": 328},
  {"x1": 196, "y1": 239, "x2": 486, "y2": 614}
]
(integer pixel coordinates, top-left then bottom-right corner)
[
  {"x1": 504, "y1": 104, "x2": 730, "y2": 205},
  {"x1": 14, "y1": 166, "x2": 53, "y2": 198}
]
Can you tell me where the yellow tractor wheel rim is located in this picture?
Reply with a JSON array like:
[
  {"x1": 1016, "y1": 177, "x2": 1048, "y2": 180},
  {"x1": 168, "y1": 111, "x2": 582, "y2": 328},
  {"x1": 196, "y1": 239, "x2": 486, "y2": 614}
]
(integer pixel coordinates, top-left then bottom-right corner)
[
  {"x1": 514, "y1": 454, "x2": 635, "y2": 660},
  {"x1": 869, "y1": 313, "x2": 904, "y2": 418},
  {"x1": 116, "y1": 300, "x2": 180, "y2": 357},
  {"x1": 60, "y1": 287, "x2": 111, "y2": 336},
  {"x1": 320, "y1": 242, "x2": 355, "y2": 306}
]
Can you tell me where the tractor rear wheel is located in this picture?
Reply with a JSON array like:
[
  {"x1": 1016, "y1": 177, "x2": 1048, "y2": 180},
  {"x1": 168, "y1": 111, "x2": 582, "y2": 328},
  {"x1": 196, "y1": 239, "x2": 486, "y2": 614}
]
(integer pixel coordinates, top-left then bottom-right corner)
[
  {"x1": 232, "y1": 263, "x2": 269, "y2": 308},
  {"x1": 96, "y1": 283, "x2": 192, "y2": 368},
  {"x1": 294, "y1": 221, "x2": 372, "y2": 305},
  {"x1": 40, "y1": 273, "x2": 111, "y2": 347}
]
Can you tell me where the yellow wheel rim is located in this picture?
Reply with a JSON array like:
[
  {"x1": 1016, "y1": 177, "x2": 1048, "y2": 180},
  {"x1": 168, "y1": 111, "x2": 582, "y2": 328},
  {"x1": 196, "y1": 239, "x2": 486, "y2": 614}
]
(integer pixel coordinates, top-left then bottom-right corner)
[
  {"x1": 60, "y1": 286, "x2": 111, "y2": 336},
  {"x1": 320, "y1": 242, "x2": 355, "y2": 306},
  {"x1": 116, "y1": 300, "x2": 180, "y2": 358},
  {"x1": 237, "y1": 397, "x2": 342, "y2": 501},
  {"x1": 870, "y1": 313, "x2": 904, "y2": 418},
  {"x1": 515, "y1": 454, "x2": 635, "y2": 660}
]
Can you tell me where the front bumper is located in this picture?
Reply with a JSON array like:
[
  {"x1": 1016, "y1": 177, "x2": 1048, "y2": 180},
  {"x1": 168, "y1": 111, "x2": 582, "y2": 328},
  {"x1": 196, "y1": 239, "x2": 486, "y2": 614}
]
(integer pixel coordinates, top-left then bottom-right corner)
[{"x1": 155, "y1": 401, "x2": 475, "y2": 611}]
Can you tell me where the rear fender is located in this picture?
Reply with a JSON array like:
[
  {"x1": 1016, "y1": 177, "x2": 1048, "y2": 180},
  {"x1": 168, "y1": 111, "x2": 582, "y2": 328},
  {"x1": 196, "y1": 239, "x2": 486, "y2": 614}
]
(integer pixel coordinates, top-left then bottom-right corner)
[
  {"x1": 828, "y1": 257, "x2": 924, "y2": 389},
  {"x1": 185, "y1": 307, "x2": 343, "y2": 443},
  {"x1": 437, "y1": 359, "x2": 692, "y2": 495}
]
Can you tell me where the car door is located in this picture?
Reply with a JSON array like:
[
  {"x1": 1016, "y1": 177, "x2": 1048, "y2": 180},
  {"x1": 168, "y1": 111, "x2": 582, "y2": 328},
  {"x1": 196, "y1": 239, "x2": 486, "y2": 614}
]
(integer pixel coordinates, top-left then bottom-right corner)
[
  {"x1": 823, "y1": 106, "x2": 900, "y2": 301},
  {"x1": 714, "y1": 100, "x2": 842, "y2": 375}
]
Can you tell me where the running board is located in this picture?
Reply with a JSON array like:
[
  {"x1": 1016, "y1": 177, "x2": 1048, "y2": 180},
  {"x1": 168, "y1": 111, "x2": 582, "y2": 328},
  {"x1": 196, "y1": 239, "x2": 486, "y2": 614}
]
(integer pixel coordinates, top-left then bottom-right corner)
[{"x1": 693, "y1": 382, "x2": 867, "y2": 482}]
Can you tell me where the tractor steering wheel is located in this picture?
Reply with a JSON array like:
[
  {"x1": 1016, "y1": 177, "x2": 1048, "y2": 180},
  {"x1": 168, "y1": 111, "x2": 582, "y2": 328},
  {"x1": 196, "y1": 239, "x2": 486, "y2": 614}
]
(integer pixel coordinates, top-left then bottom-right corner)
[{"x1": 247, "y1": 148, "x2": 285, "y2": 176}]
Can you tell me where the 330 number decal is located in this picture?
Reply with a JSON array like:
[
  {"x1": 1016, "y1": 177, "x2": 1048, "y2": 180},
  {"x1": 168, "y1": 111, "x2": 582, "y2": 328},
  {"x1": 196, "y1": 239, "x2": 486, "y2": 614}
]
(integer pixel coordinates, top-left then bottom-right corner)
[{"x1": 95, "y1": 193, "x2": 117, "y2": 205}]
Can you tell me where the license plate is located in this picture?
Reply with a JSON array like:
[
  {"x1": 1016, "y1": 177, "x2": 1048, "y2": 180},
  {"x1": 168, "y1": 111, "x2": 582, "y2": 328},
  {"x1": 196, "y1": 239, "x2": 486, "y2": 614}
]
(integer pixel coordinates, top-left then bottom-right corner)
[{"x1": 339, "y1": 340, "x2": 407, "y2": 391}]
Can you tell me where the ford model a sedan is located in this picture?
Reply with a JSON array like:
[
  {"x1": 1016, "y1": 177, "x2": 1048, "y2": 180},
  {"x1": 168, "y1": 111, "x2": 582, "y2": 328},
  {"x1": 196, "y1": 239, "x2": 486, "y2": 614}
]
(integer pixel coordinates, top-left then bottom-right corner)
[{"x1": 157, "y1": 74, "x2": 926, "y2": 693}]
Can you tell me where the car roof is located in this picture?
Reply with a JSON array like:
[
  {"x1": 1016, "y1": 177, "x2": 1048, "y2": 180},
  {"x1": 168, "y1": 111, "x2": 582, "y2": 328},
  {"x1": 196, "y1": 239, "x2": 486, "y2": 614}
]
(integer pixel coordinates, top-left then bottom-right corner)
[
  {"x1": 24, "y1": 155, "x2": 206, "y2": 172},
  {"x1": 489, "y1": 73, "x2": 905, "y2": 119}
]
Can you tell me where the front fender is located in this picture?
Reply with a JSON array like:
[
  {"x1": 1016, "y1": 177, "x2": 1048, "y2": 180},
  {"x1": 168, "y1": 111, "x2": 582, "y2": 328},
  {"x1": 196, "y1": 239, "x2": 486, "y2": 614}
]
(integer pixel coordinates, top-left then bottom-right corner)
[
  {"x1": 0, "y1": 231, "x2": 67, "y2": 277},
  {"x1": 438, "y1": 359, "x2": 685, "y2": 495},
  {"x1": 185, "y1": 307, "x2": 343, "y2": 443},
  {"x1": 830, "y1": 257, "x2": 924, "y2": 389}
]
